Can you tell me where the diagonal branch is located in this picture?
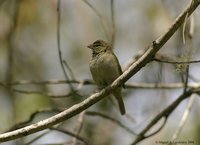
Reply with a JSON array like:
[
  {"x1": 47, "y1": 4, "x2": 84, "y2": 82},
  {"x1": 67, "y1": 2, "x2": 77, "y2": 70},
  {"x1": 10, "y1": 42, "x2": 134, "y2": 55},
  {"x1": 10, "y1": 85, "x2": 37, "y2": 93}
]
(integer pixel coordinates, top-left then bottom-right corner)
[
  {"x1": 131, "y1": 88, "x2": 199, "y2": 145},
  {"x1": 171, "y1": 94, "x2": 196, "y2": 141},
  {"x1": 0, "y1": 0, "x2": 199, "y2": 143}
]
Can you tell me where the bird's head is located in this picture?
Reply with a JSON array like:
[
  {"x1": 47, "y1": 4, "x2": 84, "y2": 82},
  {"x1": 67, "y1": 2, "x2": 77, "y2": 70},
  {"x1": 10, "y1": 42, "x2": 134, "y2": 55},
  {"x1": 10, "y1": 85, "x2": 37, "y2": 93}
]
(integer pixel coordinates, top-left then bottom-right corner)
[{"x1": 88, "y1": 40, "x2": 111, "y2": 55}]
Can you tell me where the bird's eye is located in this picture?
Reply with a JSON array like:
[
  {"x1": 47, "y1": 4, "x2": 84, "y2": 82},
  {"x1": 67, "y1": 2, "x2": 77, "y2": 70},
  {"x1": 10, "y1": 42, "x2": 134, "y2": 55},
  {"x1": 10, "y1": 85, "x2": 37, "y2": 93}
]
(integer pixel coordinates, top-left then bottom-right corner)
[{"x1": 93, "y1": 42, "x2": 101, "y2": 47}]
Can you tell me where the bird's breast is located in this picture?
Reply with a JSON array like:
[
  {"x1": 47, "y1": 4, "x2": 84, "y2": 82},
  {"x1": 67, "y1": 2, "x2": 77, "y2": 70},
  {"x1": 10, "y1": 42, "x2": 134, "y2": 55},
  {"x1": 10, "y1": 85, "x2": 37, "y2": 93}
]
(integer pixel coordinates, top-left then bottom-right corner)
[{"x1": 90, "y1": 53, "x2": 120, "y2": 86}]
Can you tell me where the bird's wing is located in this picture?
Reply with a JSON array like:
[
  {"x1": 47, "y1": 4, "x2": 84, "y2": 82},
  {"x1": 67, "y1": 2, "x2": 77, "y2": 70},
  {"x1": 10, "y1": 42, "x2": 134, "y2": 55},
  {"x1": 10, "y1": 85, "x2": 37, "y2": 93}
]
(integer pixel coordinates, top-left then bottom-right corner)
[{"x1": 112, "y1": 52, "x2": 125, "y2": 88}]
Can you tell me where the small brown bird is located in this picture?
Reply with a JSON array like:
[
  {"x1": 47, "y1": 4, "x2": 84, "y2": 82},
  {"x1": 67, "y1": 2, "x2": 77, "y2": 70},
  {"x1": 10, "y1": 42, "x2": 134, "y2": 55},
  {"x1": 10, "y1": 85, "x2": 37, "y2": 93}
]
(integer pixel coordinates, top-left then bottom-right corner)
[{"x1": 88, "y1": 40, "x2": 126, "y2": 115}]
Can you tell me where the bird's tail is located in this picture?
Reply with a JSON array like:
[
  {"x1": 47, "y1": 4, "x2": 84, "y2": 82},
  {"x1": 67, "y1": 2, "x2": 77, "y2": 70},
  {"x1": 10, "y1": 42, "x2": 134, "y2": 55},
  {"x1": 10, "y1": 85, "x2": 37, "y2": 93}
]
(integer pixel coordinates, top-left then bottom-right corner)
[{"x1": 113, "y1": 89, "x2": 126, "y2": 115}]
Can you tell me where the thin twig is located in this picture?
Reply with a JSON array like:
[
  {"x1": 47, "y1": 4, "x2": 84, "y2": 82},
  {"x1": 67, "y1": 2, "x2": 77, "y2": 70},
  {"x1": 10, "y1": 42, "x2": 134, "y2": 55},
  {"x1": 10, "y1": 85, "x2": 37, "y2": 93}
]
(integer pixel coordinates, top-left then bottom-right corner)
[
  {"x1": 183, "y1": 7, "x2": 195, "y2": 93},
  {"x1": 125, "y1": 113, "x2": 136, "y2": 124},
  {"x1": 0, "y1": 79, "x2": 94, "y2": 86},
  {"x1": 154, "y1": 58, "x2": 200, "y2": 64},
  {"x1": 2, "y1": 79, "x2": 200, "y2": 89},
  {"x1": 1, "y1": 81, "x2": 200, "y2": 100},
  {"x1": 63, "y1": 60, "x2": 76, "y2": 80},
  {"x1": 172, "y1": 12, "x2": 195, "y2": 142},
  {"x1": 0, "y1": 83, "x2": 78, "y2": 98},
  {"x1": 182, "y1": 12, "x2": 189, "y2": 44},
  {"x1": 131, "y1": 89, "x2": 197, "y2": 145},
  {"x1": 110, "y1": 0, "x2": 116, "y2": 46},
  {"x1": 57, "y1": 0, "x2": 75, "y2": 93},
  {"x1": 51, "y1": 127, "x2": 90, "y2": 145},
  {"x1": 4, "y1": 0, "x2": 21, "y2": 131},
  {"x1": 71, "y1": 111, "x2": 86, "y2": 145},
  {"x1": 0, "y1": 0, "x2": 199, "y2": 142},
  {"x1": 188, "y1": 14, "x2": 194, "y2": 38},
  {"x1": 86, "y1": 111, "x2": 137, "y2": 135},
  {"x1": 183, "y1": 59, "x2": 189, "y2": 93},
  {"x1": 23, "y1": 131, "x2": 50, "y2": 145},
  {"x1": 182, "y1": 0, "x2": 194, "y2": 44},
  {"x1": 144, "y1": 117, "x2": 167, "y2": 138},
  {"x1": 171, "y1": 94, "x2": 196, "y2": 141},
  {"x1": 82, "y1": 0, "x2": 109, "y2": 40},
  {"x1": 6, "y1": 109, "x2": 62, "y2": 132}
]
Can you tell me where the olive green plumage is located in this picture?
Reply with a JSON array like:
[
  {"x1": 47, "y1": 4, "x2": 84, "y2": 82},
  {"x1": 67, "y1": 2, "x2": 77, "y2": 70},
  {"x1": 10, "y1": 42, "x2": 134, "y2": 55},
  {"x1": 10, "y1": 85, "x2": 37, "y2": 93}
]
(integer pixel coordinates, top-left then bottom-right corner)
[{"x1": 88, "y1": 40, "x2": 126, "y2": 115}]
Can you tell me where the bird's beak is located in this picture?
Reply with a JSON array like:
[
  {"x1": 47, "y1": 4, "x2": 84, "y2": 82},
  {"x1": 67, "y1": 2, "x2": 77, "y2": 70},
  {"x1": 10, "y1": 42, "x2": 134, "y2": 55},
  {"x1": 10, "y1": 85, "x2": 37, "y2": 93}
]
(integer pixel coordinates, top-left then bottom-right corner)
[{"x1": 87, "y1": 44, "x2": 92, "y2": 49}]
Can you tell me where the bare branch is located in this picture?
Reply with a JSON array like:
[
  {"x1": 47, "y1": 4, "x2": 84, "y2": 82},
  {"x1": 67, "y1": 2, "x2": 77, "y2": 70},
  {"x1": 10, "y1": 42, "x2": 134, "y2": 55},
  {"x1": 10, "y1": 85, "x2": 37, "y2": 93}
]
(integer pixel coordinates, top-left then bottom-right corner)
[
  {"x1": 82, "y1": 0, "x2": 109, "y2": 40},
  {"x1": 71, "y1": 111, "x2": 86, "y2": 145},
  {"x1": 144, "y1": 117, "x2": 167, "y2": 138},
  {"x1": 0, "y1": 79, "x2": 94, "y2": 86},
  {"x1": 23, "y1": 131, "x2": 50, "y2": 145},
  {"x1": 154, "y1": 58, "x2": 200, "y2": 64},
  {"x1": 172, "y1": 94, "x2": 197, "y2": 141},
  {"x1": 189, "y1": 14, "x2": 195, "y2": 38},
  {"x1": 182, "y1": 0, "x2": 195, "y2": 44},
  {"x1": 6, "y1": 109, "x2": 61, "y2": 132},
  {"x1": 182, "y1": 12, "x2": 189, "y2": 44},
  {"x1": 51, "y1": 127, "x2": 90, "y2": 145},
  {"x1": 131, "y1": 88, "x2": 199, "y2": 145},
  {"x1": 63, "y1": 60, "x2": 76, "y2": 80},
  {"x1": 110, "y1": 0, "x2": 116, "y2": 46},
  {"x1": 86, "y1": 111, "x2": 137, "y2": 135},
  {"x1": 1, "y1": 79, "x2": 200, "y2": 89},
  {"x1": 172, "y1": 12, "x2": 196, "y2": 141},
  {"x1": 57, "y1": 0, "x2": 75, "y2": 93},
  {"x1": 0, "y1": 0, "x2": 199, "y2": 142}
]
